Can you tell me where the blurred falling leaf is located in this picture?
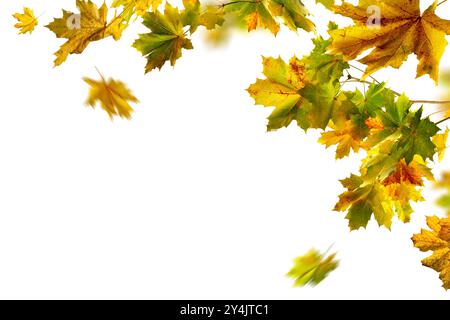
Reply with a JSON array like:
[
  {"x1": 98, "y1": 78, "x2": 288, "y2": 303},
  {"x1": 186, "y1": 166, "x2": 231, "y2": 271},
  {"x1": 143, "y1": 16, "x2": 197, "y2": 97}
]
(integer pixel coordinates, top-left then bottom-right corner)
[
  {"x1": 83, "y1": 72, "x2": 138, "y2": 119},
  {"x1": 287, "y1": 248, "x2": 339, "y2": 287},
  {"x1": 434, "y1": 172, "x2": 450, "y2": 216}
]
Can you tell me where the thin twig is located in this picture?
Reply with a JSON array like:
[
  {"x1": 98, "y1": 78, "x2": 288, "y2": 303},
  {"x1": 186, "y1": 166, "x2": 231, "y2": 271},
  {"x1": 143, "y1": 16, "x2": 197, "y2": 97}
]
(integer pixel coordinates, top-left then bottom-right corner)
[
  {"x1": 410, "y1": 100, "x2": 450, "y2": 104},
  {"x1": 220, "y1": 0, "x2": 261, "y2": 7},
  {"x1": 349, "y1": 64, "x2": 380, "y2": 84},
  {"x1": 436, "y1": 116, "x2": 450, "y2": 125}
]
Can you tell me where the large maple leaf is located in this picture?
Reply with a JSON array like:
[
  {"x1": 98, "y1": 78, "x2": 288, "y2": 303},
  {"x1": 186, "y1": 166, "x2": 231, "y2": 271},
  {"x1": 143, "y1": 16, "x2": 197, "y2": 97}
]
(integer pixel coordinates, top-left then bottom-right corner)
[
  {"x1": 329, "y1": 0, "x2": 450, "y2": 83},
  {"x1": 412, "y1": 216, "x2": 450, "y2": 290},
  {"x1": 46, "y1": 0, "x2": 126, "y2": 66}
]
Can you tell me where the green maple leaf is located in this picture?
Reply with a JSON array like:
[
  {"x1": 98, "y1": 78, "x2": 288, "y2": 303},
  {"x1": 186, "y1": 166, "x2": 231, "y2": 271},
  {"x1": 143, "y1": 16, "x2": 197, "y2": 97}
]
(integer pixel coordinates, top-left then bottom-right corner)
[
  {"x1": 224, "y1": 0, "x2": 314, "y2": 35},
  {"x1": 133, "y1": 4, "x2": 193, "y2": 73},
  {"x1": 335, "y1": 177, "x2": 394, "y2": 230},
  {"x1": 247, "y1": 56, "x2": 305, "y2": 131},
  {"x1": 248, "y1": 36, "x2": 347, "y2": 131},
  {"x1": 401, "y1": 109, "x2": 440, "y2": 163},
  {"x1": 297, "y1": 82, "x2": 338, "y2": 130},
  {"x1": 268, "y1": 0, "x2": 315, "y2": 32},
  {"x1": 181, "y1": 0, "x2": 225, "y2": 34},
  {"x1": 302, "y1": 36, "x2": 348, "y2": 84},
  {"x1": 287, "y1": 248, "x2": 339, "y2": 286}
]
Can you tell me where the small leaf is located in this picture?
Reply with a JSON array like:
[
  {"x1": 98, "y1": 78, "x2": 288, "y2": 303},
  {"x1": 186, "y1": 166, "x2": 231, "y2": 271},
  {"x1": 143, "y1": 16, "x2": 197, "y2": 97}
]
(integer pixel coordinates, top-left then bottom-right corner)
[{"x1": 13, "y1": 7, "x2": 38, "y2": 34}]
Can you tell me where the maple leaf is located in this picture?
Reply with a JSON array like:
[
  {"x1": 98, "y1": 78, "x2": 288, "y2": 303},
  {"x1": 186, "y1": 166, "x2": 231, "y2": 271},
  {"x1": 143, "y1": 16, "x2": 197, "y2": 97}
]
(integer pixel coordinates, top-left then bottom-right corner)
[
  {"x1": 363, "y1": 94, "x2": 439, "y2": 164},
  {"x1": 302, "y1": 35, "x2": 349, "y2": 84},
  {"x1": 335, "y1": 177, "x2": 395, "y2": 230},
  {"x1": 335, "y1": 154, "x2": 434, "y2": 230},
  {"x1": 224, "y1": 0, "x2": 314, "y2": 35},
  {"x1": 247, "y1": 56, "x2": 306, "y2": 130},
  {"x1": 319, "y1": 119, "x2": 367, "y2": 159},
  {"x1": 133, "y1": 4, "x2": 193, "y2": 73},
  {"x1": 248, "y1": 36, "x2": 346, "y2": 131},
  {"x1": 412, "y1": 216, "x2": 450, "y2": 290},
  {"x1": 329, "y1": 0, "x2": 450, "y2": 83},
  {"x1": 83, "y1": 73, "x2": 138, "y2": 119},
  {"x1": 46, "y1": 0, "x2": 127, "y2": 66},
  {"x1": 225, "y1": 0, "x2": 280, "y2": 35},
  {"x1": 181, "y1": 0, "x2": 225, "y2": 34},
  {"x1": 13, "y1": 7, "x2": 38, "y2": 34},
  {"x1": 432, "y1": 128, "x2": 449, "y2": 161},
  {"x1": 112, "y1": 0, "x2": 162, "y2": 19},
  {"x1": 268, "y1": 0, "x2": 315, "y2": 32},
  {"x1": 287, "y1": 248, "x2": 339, "y2": 286}
]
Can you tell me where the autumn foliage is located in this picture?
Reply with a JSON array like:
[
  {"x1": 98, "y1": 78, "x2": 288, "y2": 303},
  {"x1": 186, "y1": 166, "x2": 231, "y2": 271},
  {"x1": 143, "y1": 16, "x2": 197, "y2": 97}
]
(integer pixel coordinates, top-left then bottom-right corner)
[{"x1": 12, "y1": 0, "x2": 450, "y2": 290}]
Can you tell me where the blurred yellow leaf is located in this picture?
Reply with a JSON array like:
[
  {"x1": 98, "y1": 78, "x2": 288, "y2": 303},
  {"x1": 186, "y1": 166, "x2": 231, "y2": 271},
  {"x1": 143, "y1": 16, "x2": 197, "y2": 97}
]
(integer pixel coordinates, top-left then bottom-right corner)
[
  {"x1": 84, "y1": 73, "x2": 138, "y2": 119},
  {"x1": 287, "y1": 248, "x2": 339, "y2": 287}
]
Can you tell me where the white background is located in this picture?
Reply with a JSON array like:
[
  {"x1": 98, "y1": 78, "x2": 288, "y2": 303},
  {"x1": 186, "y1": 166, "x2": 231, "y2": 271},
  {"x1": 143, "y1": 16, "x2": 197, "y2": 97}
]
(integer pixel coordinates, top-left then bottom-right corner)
[{"x1": 1, "y1": 0, "x2": 449, "y2": 299}]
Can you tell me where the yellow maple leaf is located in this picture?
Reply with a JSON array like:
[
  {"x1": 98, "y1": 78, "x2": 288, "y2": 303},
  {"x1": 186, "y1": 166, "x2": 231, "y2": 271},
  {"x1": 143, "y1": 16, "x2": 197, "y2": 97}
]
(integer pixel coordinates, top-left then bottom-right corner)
[
  {"x1": 112, "y1": 0, "x2": 162, "y2": 17},
  {"x1": 319, "y1": 120, "x2": 365, "y2": 159},
  {"x1": 412, "y1": 215, "x2": 450, "y2": 290},
  {"x1": 247, "y1": 56, "x2": 306, "y2": 130},
  {"x1": 83, "y1": 73, "x2": 139, "y2": 119},
  {"x1": 13, "y1": 7, "x2": 38, "y2": 34},
  {"x1": 46, "y1": 0, "x2": 127, "y2": 66},
  {"x1": 329, "y1": 0, "x2": 450, "y2": 83},
  {"x1": 432, "y1": 128, "x2": 449, "y2": 161}
]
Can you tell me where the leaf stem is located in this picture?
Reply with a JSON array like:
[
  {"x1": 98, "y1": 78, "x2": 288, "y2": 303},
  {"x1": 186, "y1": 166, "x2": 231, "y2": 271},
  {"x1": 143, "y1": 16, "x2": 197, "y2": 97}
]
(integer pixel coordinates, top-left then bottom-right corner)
[
  {"x1": 220, "y1": 0, "x2": 262, "y2": 8},
  {"x1": 410, "y1": 100, "x2": 450, "y2": 104}
]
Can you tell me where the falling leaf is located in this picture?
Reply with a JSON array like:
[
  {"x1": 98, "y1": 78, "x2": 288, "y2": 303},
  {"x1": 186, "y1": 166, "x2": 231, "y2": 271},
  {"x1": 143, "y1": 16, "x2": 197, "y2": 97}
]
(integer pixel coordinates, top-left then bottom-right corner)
[
  {"x1": 83, "y1": 73, "x2": 138, "y2": 119},
  {"x1": 13, "y1": 7, "x2": 38, "y2": 34},
  {"x1": 329, "y1": 0, "x2": 450, "y2": 83},
  {"x1": 287, "y1": 248, "x2": 339, "y2": 286},
  {"x1": 46, "y1": 0, "x2": 127, "y2": 66},
  {"x1": 412, "y1": 216, "x2": 450, "y2": 290},
  {"x1": 434, "y1": 171, "x2": 450, "y2": 216}
]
